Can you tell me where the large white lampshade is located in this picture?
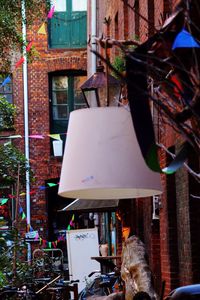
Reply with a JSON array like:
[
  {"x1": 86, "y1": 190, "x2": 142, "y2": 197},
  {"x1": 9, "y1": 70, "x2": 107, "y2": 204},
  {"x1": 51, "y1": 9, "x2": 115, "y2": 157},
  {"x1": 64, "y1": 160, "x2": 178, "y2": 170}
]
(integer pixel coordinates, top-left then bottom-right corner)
[{"x1": 58, "y1": 107, "x2": 162, "y2": 199}]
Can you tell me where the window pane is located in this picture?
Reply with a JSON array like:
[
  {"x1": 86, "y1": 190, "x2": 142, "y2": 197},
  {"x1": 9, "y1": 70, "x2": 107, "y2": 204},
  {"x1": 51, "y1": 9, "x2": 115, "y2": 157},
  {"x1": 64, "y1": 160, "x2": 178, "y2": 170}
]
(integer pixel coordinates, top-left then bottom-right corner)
[
  {"x1": 52, "y1": 91, "x2": 67, "y2": 105},
  {"x1": 74, "y1": 76, "x2": 87, "y2": 109},
  {"x1": 51, "y1": 0, "x2": 66, "y2": 12},
  {"x1": 53, "y1": 105, "x2": 68, "y2": 120},
  {"x1": 0, "y1": 75, "x2": 13, "y2": 103},
  {"x1": 52, "y1": 76, "x2": 68, "y2": 90},
  {"x1": 72, "y1": 0, "x2": 87, "y2": 11}
]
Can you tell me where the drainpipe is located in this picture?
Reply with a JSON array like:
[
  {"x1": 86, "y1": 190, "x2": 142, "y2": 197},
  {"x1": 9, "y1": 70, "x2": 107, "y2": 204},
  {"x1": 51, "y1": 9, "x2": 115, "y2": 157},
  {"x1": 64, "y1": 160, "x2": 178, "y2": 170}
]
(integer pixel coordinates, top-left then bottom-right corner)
[
  {"x1": 21, "y1": 0, "x2": 31, "y2": 261},
  {"x1": 91, "y1": 0, "x2": 97, "y2": 74}
]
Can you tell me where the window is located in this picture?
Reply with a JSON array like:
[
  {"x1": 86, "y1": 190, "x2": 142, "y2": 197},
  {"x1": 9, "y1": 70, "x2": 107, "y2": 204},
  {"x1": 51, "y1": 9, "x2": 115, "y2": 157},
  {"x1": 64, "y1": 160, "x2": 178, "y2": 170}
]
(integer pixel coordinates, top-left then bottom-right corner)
[
  {"x1": 48, "y1": 0, "x2": 87, "y2": 49},
  {"x1": 0, "y1": 75, "x2": 13, "y2": 103},
  {"x1": 72, "y1": 0, "x2": 87, "y2": 11},
  {"x1": 50, "y1": 73, "x2": 87, "y2": 155}
]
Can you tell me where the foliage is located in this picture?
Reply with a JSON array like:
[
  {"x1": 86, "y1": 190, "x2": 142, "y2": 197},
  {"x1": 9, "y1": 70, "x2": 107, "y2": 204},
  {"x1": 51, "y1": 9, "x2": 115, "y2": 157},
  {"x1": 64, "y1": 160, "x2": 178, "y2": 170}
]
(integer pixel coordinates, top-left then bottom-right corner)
[
  {"x1": 0, "y1": 144, "x2": 33, "y2": 186},
  {"x1": 0, "y1": 0, "x2": 50, "y2": 72},
  {"x1": 0, "y1": 229, "x2": 33, "y2": 288},
  {"x1": 112, "y1": 54, "x2": 126, "y2": 76},
  {"x1": 0, "y1": 96, "x2": 16, "y2": 131}
]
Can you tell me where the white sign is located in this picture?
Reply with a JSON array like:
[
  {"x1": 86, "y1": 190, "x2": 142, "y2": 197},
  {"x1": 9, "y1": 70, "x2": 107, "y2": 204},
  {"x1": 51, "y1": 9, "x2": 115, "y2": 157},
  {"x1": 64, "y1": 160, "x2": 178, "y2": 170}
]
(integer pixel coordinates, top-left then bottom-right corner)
[{"x1": 66, "y1": 228, "x2": 100, "y2": 292}]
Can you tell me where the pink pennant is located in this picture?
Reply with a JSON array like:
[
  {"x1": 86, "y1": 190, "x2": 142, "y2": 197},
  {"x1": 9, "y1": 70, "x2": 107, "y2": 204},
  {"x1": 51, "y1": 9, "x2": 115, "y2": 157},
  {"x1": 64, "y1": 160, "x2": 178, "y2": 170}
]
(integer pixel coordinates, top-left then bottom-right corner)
[
  {"x1": 34, "y1": 232, "x2": 39, "y2": 241},
  {"x1": 29, "y1": 134, "x2": 44, "y2": 139},
  {"x1": 26, "y1": 41, "x2": 33, "y2": 52},
  {"x1": 15, "y1": 57, "x2": 25, "y2": 68},
  {"x1": 70, "y1": 220, "x2": 75, "y2": 227},
  {"x1": 47, "y1": 6, "x2": 55, "y2": 19}
]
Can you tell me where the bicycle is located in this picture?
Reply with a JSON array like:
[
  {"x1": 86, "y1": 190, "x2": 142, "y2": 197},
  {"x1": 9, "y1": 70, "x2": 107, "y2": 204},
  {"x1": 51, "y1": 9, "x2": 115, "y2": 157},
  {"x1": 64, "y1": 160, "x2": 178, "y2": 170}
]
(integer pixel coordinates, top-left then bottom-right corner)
[
  {"x1": 78, "y1": 268, "x2": 123, "y2": 300},
  {"x1": 0, "y1": 285, "x2": 37, "y2": 300}
]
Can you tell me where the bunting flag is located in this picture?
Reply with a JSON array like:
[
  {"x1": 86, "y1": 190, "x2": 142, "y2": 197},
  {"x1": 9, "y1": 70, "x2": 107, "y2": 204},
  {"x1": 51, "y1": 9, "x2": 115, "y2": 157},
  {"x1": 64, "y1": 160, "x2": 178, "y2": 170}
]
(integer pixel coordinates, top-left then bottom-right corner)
[
  {"x1": 1, "y1": 133, "x2": 63, "y2": 140},
  {"x1": 20, "y1": 192, "x2": 26, "y2": 196},
  {"x1": 0, "y1": 199, "x2": 8, "y2": 206},
  {"x1": 7, "y1": 135, "x2": 22, "y2": 139},
  {"x1": 15, "y1": 57, "x2": 25, "y2": 68},
  {"x1": 37, "y1": 23, "x2": 46, "y2": 35},
  {"x1": 0, "y1": 76, "x2": 11, "y2": 88},
  {"x1": 47, "y1": 183, "x2": 57, "y2": 187},
  {"x1": 48, "y1": 134, "x2": 61, "y2": 140},
  {"x1": 26, "y1": 41, "x2": 33, "y2": 52},
  {"x1": 47, "y1": 6, "x2": 55, "y2": 19},
  {"x1": 126, "y1": 49, "x2": 190, "y2": 174},
  {"x1": 29, "y1": 134, "x2": 44, "y2": 139},
  {"x1": 172, "y1": 29, "x2": 200, "y2": 50}
]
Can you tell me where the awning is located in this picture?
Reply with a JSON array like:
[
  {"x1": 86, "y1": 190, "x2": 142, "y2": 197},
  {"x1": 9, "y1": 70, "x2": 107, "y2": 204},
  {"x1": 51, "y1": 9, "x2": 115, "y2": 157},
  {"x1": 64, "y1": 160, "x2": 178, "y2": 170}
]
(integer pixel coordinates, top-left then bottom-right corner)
[{"x1": 58, "y1": 198, "x2": 119, "y2": 213}]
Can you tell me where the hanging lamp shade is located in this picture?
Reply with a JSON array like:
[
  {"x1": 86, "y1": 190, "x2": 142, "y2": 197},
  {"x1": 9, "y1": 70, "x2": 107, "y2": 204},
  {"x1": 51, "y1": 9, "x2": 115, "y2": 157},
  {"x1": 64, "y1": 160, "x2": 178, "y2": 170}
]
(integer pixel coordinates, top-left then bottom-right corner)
[{"x1": 58, "y1": 107, "x2": 162, "y2": 199}]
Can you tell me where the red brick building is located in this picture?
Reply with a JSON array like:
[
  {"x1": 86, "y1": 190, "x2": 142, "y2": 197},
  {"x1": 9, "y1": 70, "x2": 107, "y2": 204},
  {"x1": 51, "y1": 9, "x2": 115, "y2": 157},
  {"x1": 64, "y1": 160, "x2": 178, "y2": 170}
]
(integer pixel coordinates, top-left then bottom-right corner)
[
  {"x1": 87, "y1": 0, "x2": 200, "y2": 297},
  {"x1": 0, "y1": 0, "x2": 199, "y2": 297},
  {"x1": 2, "y1": 1, "x2": 88, "y2": 244}
]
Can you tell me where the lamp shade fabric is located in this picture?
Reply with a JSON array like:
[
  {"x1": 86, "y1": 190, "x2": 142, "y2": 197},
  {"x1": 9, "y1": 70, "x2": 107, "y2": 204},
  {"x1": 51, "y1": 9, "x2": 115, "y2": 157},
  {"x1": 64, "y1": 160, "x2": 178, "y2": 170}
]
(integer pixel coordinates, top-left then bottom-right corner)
[{"x1": 58, "y1": 107, "x2": 162, "y2": 199}]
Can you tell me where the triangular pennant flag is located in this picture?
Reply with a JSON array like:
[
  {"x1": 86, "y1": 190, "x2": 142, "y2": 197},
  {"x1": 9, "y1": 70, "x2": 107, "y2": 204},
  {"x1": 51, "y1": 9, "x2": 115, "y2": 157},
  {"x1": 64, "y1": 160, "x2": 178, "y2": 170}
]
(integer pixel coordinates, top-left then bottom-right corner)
[
  {"x1": 48, "y1": 134, "x2": 61, "y2": 141},
  {"x1": 0, "y1": 199, "x2": 8, "y2": 205},
  {"x1": 67, "y1": 225, "x2": 71, "y2": 230},
  {"x1": 20, "y1": 192, "x2": 26, "y2": 196},
  {"x1": 29, "y1": 134, "x2": 44, "y2": 139},
  {"x1": 37, "y1": 23, "x2": 46, "y2": 35},
  {"x1": 15, "y1": 57, "x2": 25, "y2": 68},
  {"x1": 172, "y1": 29, "x2": 200, "y2": 50},
  {"x1": 48, "y1": 242, "x2": 52, "y2": 248},
  {"x1": 0, "y1": 76, "x2": 11, "y2": 88},
  {"x1": 71, "y1": 214, "x2": 75, "y2": 221},
  {"x1": 22, "y1": 212, "x2": 26, "y2": 220},
  {"x1": 30, "y1": 226, "x2": 34, "y2": 232},
  {"x1": 34, "y1": 232, "x2": 39, "y2": 241},
  {"x1": 4, "y1": 141, "x2": 12, "y2": 146},
  {"x1": 70, "y1": 220, "x2": 75, "y2": 227},
  {"x1": 39, "y1": 186, "x2": 46, "y2": 190},
  {"x1": 26, "y1": 41, "x2": 33, "y2": 52},
  {"x1": 47, "y1": 182, "x2": 57, "y2": 187},
  {"x1": 29, "y1": 190, "x2": 36, "y2": 195},
  {"x1": 162, "y1": 142, "x2": 190, "y2": 174},
  {"x1": 8, "y1": 135, "x2": 22, "y2": 139},
  {"x1": 47, "y1": 6, "x2": 55, "y2": 19},
  {"x1": 52, "y1": 242, "x2": 56, "y2": 248},
  {"x1": 19, "y1": 206, "x2": 23, "y2": 214}
]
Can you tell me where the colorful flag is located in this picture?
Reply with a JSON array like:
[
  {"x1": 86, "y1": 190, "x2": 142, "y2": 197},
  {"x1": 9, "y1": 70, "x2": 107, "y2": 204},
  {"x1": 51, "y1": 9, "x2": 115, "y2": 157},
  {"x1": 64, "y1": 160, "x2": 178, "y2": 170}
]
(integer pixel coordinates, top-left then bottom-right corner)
[
  {"x1": 47, "y1": 6, "x2": 55, "y2": 19},
  {"x1": 26, "y1": 41, "x2": 33, "y2": 52},
  {"x1": 15, "y1": 57, "x2": 25, "y2": 68},
  {"x1": 29, "y1": 134, "x2": 44, "y2": 139},
  {"x1": 37, "y1": 23, "x2": 46, "y2": 35},
  {"x1": 172, "y1": 29, "x2": 200, "y2": 50},
  {"x1": 48, "y1": 134, "x2": 61, "y2": 140},
  {"x1": 0, "y1": 76, "x2": 11, "y2": 88}
]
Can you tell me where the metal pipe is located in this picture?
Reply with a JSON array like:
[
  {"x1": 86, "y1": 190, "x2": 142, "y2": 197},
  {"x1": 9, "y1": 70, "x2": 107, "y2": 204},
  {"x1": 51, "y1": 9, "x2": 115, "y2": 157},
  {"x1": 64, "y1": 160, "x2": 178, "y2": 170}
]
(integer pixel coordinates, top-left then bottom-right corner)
[
  {"x1": 91, "y1": 0, "x2": 97, "y2": 74},
  {"x1": 21, "y1": 0, "x2": 31, "y2": 261}
]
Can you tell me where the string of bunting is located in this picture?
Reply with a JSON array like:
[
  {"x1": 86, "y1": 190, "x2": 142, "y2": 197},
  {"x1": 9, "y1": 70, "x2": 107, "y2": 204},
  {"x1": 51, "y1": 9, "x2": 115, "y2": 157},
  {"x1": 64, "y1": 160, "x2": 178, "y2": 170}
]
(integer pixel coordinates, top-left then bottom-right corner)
[
  {"x1": 0, "y1": 5, "x2": 55, "y2": 90},
  {"x1": 0, "y1": 133, "x2": 67, "y2": 141}
]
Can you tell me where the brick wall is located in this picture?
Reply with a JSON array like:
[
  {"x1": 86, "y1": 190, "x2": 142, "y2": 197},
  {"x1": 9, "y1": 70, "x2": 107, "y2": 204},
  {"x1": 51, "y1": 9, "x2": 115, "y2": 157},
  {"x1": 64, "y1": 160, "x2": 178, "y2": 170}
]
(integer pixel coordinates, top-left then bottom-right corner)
[{"x1": 12, "y1": 9, "x2": 87, "y2": 235}]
